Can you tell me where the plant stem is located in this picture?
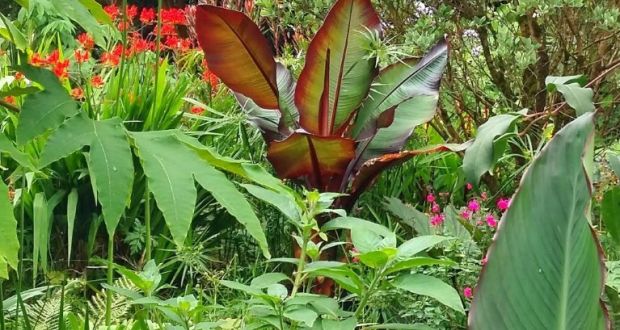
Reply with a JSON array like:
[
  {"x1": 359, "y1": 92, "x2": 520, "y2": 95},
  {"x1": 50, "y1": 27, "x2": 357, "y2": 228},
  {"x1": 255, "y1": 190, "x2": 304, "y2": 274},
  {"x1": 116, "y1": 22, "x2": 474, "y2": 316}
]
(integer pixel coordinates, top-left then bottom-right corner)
[
  {"x1": 144, "y1": 184, "x2": 151, "y2": 261},
  {"x1": 354, "y1": 270, "x2": 382, "y2": 318},
  {"x1": 290, "y1": 229, "x2": 310, "y2": 297},
  {"x1": 105, "y1": 232, "x2": 114, "y2": 326}
]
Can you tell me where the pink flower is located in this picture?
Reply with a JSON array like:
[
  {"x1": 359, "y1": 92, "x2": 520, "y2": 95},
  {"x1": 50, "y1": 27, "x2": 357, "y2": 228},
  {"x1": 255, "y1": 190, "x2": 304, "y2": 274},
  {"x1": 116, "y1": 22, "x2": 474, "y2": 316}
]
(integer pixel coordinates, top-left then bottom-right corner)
[
  {"x1": 497, "y1": 198, "x2": 511, "y2": 212},
  {"x1": 486, "y1": 214, "x2": 497, "y2": 228},
  {"x1": 481, "y1": 256, "x2": 488, "y2": 265},
  {"x1": 426, "y1": 193, "x2": 435, "y2": 203},
  {"x1": 467, "y1": 199, "x2": 480, "y2": 212},
  {"x1": 431, "y1": 203, "x2": 440, "y2": 213},
  {"x1": 463, "y1": 287, "x2": 473, "y2": 299},
  {"x1": 430, "y1": 213, "x2": 444, "y2": 226},
  {"x1": 481, "y1": 191, "x2": 488, "y2": 201},
  {"x1": 466, "y1": 182, "x2": 473, "y2": 190},
  {"x1": 460, "y1": 210, "x2": 471, "y2": 220}
]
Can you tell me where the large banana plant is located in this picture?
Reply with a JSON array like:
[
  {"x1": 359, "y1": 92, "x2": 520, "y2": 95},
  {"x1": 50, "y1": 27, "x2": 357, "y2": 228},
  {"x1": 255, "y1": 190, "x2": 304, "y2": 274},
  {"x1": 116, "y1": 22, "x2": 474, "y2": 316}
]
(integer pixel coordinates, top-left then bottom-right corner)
[{"x1": 194, "y1": 0, "x2": 451, "y2": 210}]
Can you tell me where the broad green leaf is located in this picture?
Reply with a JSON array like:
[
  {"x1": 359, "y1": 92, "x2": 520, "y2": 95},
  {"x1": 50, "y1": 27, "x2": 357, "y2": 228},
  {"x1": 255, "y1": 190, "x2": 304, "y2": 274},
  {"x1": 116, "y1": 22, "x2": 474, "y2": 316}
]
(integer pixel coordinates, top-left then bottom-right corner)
[
  {"x1": 66, "y1": 188, "x2": 78, "y2": 266},
  {"x1": 322, "y1": 216, "x2": 393, "y2": 237},
  {"x1": 77, "y1": 0, "x2": 113, "y2": 25},
  {"x1": 386, "y1": 257, "x2": 456, "y2": 275},
  {"x1": 358, "y1": 249, "x2": 393, "y2": 269},
  {"x1": 393, "y1": 274, "x2": 464, "y2": 314},
  {"x1": 0, "y1": 13, "x2": 27, "y2": 50},
  {"x1": 602, "y1": 187, "x2": 620, "y2": 247},
  {"x1": 16, "y1": 65, "x2": 78, "y2": 144},
  {"x1": 305, "y1": 267, "x2": 363, "y2": 295},
  {"x1": 52, "y1": 0, "x2": 107, "y2": 46},
  {"x1": 546, "y1": 75, "x2": 595, "y2": 115},
  {"x1": 321, "y1": 317, "x2": 357, "y2": 329},
  {"x1": 195, "y1": 6, "x2": 278, "y2": 109},
  {"x1": 462, "y1": 113, "x2": 521, "y2": 187},
  {"x1": 267, "y1": 283, "x2": 288, "y2": 299},
  {"x1": 287, "y1": 293, "x2": 341, "y2": 317},
  {"x1": 384, "y1": 197, "x2": 431, "y2": 235},
  {"x1": 193, "y1": 166, "x2": 270, "y2": 259},
  {"x1": 284, "y1": 306, "x2": 318, "y2": 327},
  {"x1": 38, "y1": 112, "x2": 94, "y2": 168},
  {"x1": 12, "y1": 0, "x2": 29, "y2": 8},
  {"x1": 132, "y1": 133, "x2": 197, "y2": 248},
  {"x1": 88, "y1": 119, "x2": 134, "y2": 236},
  {"x1": 295, "y1": 0, "x2": 381, "y2": 135},
  {"x1": 0, "y1": 180, "x2": 19, "y2": 279},
  {"x1": 364, "y1": 324, "x2": 434, "y2": 330},
  {"x1": 469, "y1": 113, "x2": 605, "y2": 329},
  {"x1": 0, "y1": 134, "x2": 33, "y2": 169},
  {"x1": 396, "y1": 235, "x2": 452, "y2": 258},
  {"x1": 220, "y1": 280, "x2": 263, "y2": 296},
  {"x1": 250, "y1": 273, "x2": 290, "y2": 289},
  {"x1": 32, "y1": 192, "x2": 48, "y2": 281},
  {"x1": 241, "y1": 184, "x2": 300, "y2": 222},
  {"x1": 351, "y1": 40, "x2": 448, "y2": 138}
]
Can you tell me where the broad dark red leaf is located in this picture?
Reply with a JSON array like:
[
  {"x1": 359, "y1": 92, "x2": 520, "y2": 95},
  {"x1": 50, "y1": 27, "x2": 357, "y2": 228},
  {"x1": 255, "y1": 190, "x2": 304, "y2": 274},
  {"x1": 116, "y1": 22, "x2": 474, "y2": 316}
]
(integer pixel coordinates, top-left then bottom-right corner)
[
  {"x1": 295, "y1": 0, "x2": 381, "y2": 136},
  {"x1": 195, "y1": 5, "x2": 279, "y2": 109}
]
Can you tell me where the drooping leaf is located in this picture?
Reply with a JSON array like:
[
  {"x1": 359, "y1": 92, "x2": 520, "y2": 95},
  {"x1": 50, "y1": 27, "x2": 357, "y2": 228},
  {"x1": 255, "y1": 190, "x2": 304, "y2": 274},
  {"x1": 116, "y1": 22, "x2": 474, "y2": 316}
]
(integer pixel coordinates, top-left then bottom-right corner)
[
  {"x1": 295, "y1": 0, "x2": 381, "y2": 135},
  {"x1": 52, "y1": 0, "x2": 107, "y2": 46},
  {"x1": 38, "y1": 112, "x2": 94, "y2": 168},
  {"x1": 469, "y1": 113, "x2": 606, "y2": 329},
  {"x1": 88, "y1": 119, "x2": 134, "y2": 236},
  {"x1": 193, "y1": 165, "x2": 271, "y2": 258},
  {"x1": 241, "y1": 183, "x2": 300, "y2": 222},
  {"x1": 132, "y1": 132, "x2": 197, "y2": 248},
  {"x1": 250, "y1": 273, "x2": 290, "y2": 289},
  {"x1": 351, "y1": 39, "x2": 448, "y2": 138},
  {"x1": 602, "y1": 187, "x2": 620, "y2": 247},
  {"x1": 397, "y1": 235, "x2": 452, "y2": 258},
  {"x1": 546, "y1": 75, "x2": 595, "y2": 116},
  {"x1": 462, "y1": 113, "x2": 522, "y2": 187},
  {"x1": 0, "y1": 134, "x2": 33, "y2": 169},
  {"x1": 345, "y1": 143, "x2": 468, "y2": 209},
  {"x1": 77, "y1": 0, "x2": 113, "y2": 25},
  {"x1": 0, "y1": 13, "x2": 27, "y2": 50},
  {"x1": 16, "y1": 65, "x2": 78, "y2": 145},
  {"x1": 195, "y1": 5, "x2": 278, "y2": 109},
  {"x1": 283, "y1": 306, "x2": 318, "y2": 327},
  {"x1": 393, "y1": 274, "x2": 464, "y2": 314},
  {"x1": 267, "y1": 132, "x2": 355, "y2": 189},
  {"x1": 0, "y1": 179, "x2": 19, "y2": 279},
  {"x1": 385, "y1": 257, "x2": 456, "y2": 275}
]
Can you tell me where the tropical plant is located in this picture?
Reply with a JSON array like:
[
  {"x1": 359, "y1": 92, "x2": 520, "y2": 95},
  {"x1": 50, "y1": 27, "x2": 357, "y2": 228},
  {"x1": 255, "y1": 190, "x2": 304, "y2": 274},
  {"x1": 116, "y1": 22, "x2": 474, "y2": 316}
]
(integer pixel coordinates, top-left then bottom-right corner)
[{"x1": 194, "y1": 0, "x2": 452, "y2": 211}]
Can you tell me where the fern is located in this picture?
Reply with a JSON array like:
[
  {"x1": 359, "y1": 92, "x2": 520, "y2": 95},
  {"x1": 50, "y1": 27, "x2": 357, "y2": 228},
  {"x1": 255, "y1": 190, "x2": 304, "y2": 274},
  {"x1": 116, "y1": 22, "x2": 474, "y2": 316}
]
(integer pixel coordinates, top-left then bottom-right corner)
[{"x1": 88, "y1": 276, "x2": 135, "y2": 328}]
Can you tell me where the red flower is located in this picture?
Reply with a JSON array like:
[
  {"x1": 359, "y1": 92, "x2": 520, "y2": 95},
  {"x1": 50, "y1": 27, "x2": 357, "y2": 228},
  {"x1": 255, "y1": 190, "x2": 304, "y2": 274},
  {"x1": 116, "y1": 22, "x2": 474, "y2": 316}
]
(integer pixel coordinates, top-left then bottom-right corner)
[
  {"x1": 3, "y1": 96, "x2": 15, "y2": 105},
  {"x1": 14, "y1": 72, "x2": 24, "y2": 80},
  {"x1": 52, "y1": 59, "x2": 70, "y2": 79},
  {"x1": 71, "y1": 87, "x2": 84, "y2": 100},
  {"x1": 74, "y1": 49, "x2": 90, "y2": 64},
  {"x1": 202, "y1": 70, "x2": 219, "y2": 90},
  {"x1": 30, "y1": 53, "x2": 46, "y2": 66},
  {"x1": 159, "y1": 23, "x2": 177, "y2": 35},
  {"x1": 91, "y1": 75, "x2": 104, "y2": 88},
  {"x1": 140, "y1": 7, "x2": 155, "y2": 24},
  {"x1": 117, "y1": 20, "x2": 132, "y2": 32},
  {"x1": 190, "y1": 106, "x2": 203, "y2": 114},
  {"x1": 131, "y1": 36, "x2": 152, "y2": 53},
  {"x1": 163, "y1": 35, "x2": 179, "y2": 48},
  {"x1": 463, "y1": 287, "x2": 473, "y2": 299},
  {"x1": 179, "y1": 38, "x2": 192, "y2": 51},
  {"x1": 126, "y1": 5, "x2": 138, "y2": 21},
  {"x1": 46, "y1": 50, "x2": 60, "y2": 64},
  {"x1": 245, "y1": 0, "x2": 254, "y2": 15},
  {"x1": 104, "y1": 4, "x2": 119, "y2": 20},
  {"x1": 77, "y1": 33, "x2": 94, "y2": 50},
  {"x1": 101, "y1": 52, "x2": 120, "y2": 67},
  {"x1": 161, "y1": 8, "x2": 185, "y2": 25}
]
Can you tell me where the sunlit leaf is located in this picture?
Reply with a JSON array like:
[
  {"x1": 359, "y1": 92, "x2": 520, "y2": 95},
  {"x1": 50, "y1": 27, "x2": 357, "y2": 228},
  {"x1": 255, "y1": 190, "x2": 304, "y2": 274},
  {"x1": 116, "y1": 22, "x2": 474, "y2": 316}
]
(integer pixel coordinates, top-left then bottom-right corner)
[
  {"x1": 0, "y1": 180, "x2": 19, "y2": 279},
  {"x1": 393, "y1": 274, "x2": 464, "y2": 314}
]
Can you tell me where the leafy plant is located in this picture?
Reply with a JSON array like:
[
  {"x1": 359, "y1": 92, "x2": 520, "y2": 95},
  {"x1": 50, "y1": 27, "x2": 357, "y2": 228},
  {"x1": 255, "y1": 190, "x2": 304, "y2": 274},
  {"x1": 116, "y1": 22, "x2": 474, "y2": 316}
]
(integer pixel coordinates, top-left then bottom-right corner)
[{"x1": 194, "y1": 0, "x2": 451, "y2": 210}]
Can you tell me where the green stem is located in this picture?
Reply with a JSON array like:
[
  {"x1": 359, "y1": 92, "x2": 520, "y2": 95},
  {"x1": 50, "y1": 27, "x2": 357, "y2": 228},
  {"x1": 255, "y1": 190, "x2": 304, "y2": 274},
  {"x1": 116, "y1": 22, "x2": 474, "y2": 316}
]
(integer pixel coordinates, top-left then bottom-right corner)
[
  {"x1": 354, "y1": 270, "x2": 382, "y2": 318},
  {"x1": 105, "y1": 232, "x2": 114, "y2": 326},
  {"x1": 290, "y1": 229, "x2": 310, "y2": 297},
  {"x1": 144, "y1": 184, "x2": 151, "y2": 262}
]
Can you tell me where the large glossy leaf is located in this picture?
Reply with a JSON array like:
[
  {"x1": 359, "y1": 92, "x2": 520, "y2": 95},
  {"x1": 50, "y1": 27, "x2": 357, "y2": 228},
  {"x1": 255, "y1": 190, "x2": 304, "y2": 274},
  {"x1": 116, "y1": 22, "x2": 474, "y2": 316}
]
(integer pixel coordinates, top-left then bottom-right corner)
[
  {"x1": 295, "y1": 0, "x2": 381, "y2": 135},
  {"x1": 462, "y1": 112, "x2": 522, "y2": 187},
  {"x1": 16, "y1": 65, "x2": 78, "y2": 145},
  {"x1": 88, "y1": 119, "x2": 134, "y2": 236},
  {"x1": 0, "y1": 13, "x2": 27, "y2": 50},
  {"x1": 0, "y1": 134, "x2": 32, "y2": 169},
  {"x1": 38, "y1": 112, "x2": 94, "y2": 168},
  {"x1": 0, "y1": 179, "x2": 19, "y2": 279},
  {"x1": 546, "y1": 75, "x2": 595, "y2": 116},
  {"x1": 195, "y1": 5, "x2": 278, "y2": 109},
  {"x1": 132, "y1": 132, "x2": 198, "y2": 248},
  {"x1": 469, "y1": 113, "x2": 606, "y2": 329},
  {"x1": 351, "y1": 40, "x2": 448, "y2": 138},
  {"x1": 267, "y1": 132, "x2": 355, "y2": 189},
  {"x1": 393, "y1": 274, "x2": 464, "y2": 314}
]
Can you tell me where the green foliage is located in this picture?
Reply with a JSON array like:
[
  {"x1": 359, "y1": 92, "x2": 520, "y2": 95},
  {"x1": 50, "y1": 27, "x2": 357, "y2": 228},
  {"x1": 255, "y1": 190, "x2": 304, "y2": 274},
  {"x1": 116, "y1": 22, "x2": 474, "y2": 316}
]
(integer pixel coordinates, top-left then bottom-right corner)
[{"x1": 0, "y1": 179, "x2": 19, "y2": 279}]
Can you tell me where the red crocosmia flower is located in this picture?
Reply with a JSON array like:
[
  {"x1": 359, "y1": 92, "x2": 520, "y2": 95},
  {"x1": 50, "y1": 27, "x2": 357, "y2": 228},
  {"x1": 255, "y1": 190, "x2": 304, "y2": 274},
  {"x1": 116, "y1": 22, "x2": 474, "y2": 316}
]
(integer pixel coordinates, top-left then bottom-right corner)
[
  {"x1": 14, "y1": 72, "x2": 24, "y2": 80},
  {"x1": 91, "y1": 75, "x2": 104, "y2": 88},
  {"x1": 53, "y1": 60, "x2": 70, "y2": 79},
  {"x1": 202, "y1": 70, "x2": 219, "y2": 90},
  {"x1": 163, "y1": 35, "x2": 179, "y2": 48},
  {"x1": 131, "y1": 36, "x2": 151, "y2": 53},
  {"x1": 77, "y1": 33, "x2": 94, "y2": 50},
  {"x1": 179, "y1": 38, "x2": 192, "y2": 51},
  {"x1": 190, "y1": 106, "x2": 203, "y2": 114},
  {"x1": 71, "y1": 87, "x2": 84, "y2": 100},
  {"x1": 112, "y1": 43, "x2": 132, "y2": 58},
  {"x1": 245, "y1": 0, "x2": 254, "y2": 15},
  {"x1": 101, "y1": 52, "x2": 120, "y2": 67},
  {"x1": 117, "y1": 20, "x2": 132, "y2": 32},
  {"x1": 46, "y1": 50, "x2": 60, "y2": 65},
  {"x1": 3, "y1": 96, "x2": 15, "y2": 105},
  {"x1": 126, "y1": 5, "x2": 138, "y2": 21},
  {"x1": 30, "y1": 53, "x2": 46, "y2": 66},
  {"x1": 104, "y1": 4, "x2": 119, "y2": 20},
  {"x1": 463, "y1": 287, "x2": 473, "y2": 299},
  {"x1": 74, "y1": 49, "x2": 90, "y2": 64},
  {"x1": 159, "y1": 23, "x2": 177, "y2": 35},
  {"x1": 139, "y1": 8, "x2": 155, "y2": 24},
  {"x1": 161, "y1": 8, "x2": 185, "y2": 25}
]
